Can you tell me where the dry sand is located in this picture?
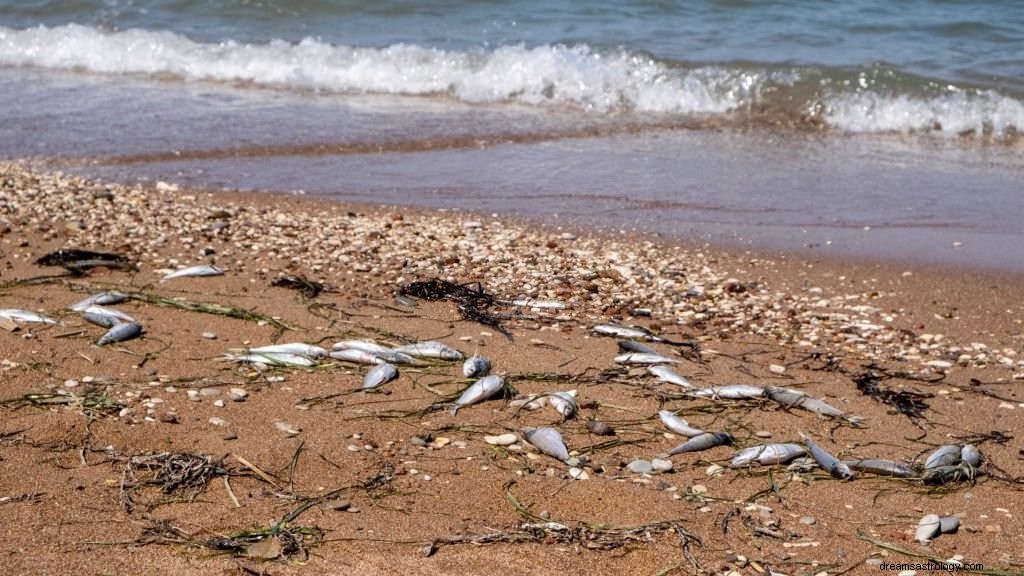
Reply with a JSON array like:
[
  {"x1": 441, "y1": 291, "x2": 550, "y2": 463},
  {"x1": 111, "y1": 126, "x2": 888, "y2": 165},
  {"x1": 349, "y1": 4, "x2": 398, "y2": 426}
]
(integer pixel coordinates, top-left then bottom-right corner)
[{"x1": 1, "y1": 160, "x2": 1022, "y2": 576}]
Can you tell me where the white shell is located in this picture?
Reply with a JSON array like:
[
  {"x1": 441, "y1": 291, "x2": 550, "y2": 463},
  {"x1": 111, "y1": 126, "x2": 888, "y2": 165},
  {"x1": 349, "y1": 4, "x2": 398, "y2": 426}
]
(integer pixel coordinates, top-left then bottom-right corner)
[
  {"x1": 915, "y1": 514, "x2": 941, "y2": 542},
  {"x1": 523, "y1": 427, "x2": 570, "y2": 462}
]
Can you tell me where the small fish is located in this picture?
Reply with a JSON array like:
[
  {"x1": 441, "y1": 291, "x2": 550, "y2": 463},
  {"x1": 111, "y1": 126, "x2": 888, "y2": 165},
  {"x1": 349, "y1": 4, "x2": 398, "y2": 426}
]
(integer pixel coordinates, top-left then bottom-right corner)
[
  {"x1": 617, "y1": 340, "x2": 658, "y2": 354},
  {"x1": 226, "y1": 352, "x2": 316, "y2": 367},
  {"x1": 82, "y1": 311, "x2": 122, "y2": 329},
  {"x1": 362, "y1": 363, "x2": 398, "y2": 390},
  {"x1": 764, "y1": 386, "x2": 860, "y2": 422},
  {"x1": 799, "y1": 433, "x2": 854, "y2": 480},
  {"x1": 247, "y1": 342, "x2": 328, "y2": 360},
  {"x1": 614, "y1": 352, "x2": 679, "y2": 365},
  {"x1": 594, "y1": 323, "x2": 663, "y2": 342},
  {"x1": 923, "y1": 444, "x2": 962, "y2": 470},
  {"x1": 731, "y1": 443, "x2": 807, "y2": 467},
  {"x1": 329, "y1": 348, "x2": 386, "y2": 365},
  {"x1": 841, "y1": 459, "x2": 918, "y2": 478},
  {"x1": 658, "y1": 410, "x2": 705, "y2": 437},
  {"x1": 81, "y1": 305, "x2": 136, "y2": 324},
  {"x1": 548, "y1": 391, "x2": 577, "y2": 419},
  {"x1": 648, "y1": 365, "x2": 692, "y2": 388},
  {"x1": 96, "y1": 321, "x2": 143, "y2": 346},
  {"x1": 0, "y1": 309, "x2": 58, "y2": 324},
  {"x1": 161, "y1": 264, "x2": 224, "y2": 280},
  {"x1": 689, "y1": 384, "x2": 764, "y2": 400},
  {"x1": 463, "y1": 355, "x2": 491, "y2": 378},
  {"x1": 523, "y1": 427, "x2": 570, "y2": 462},
  {"x1": 394, "y1": 341, "x2": 464, "y2": 361},
  {"x1": 450, "y1": 375, "x2": 505, "y2": 415},
  {"x1": 666, "y1": 431, "x2": 733, "y2": 456},
  {"x1": 69, "y1": 291, "x2": 130, "y2": 312},
  {"x1": 509, "y1": 394, "x2": 547, "y2": 410},
  {"x1": 332, "y1": 339, "x2": 391, "y2": 353}
]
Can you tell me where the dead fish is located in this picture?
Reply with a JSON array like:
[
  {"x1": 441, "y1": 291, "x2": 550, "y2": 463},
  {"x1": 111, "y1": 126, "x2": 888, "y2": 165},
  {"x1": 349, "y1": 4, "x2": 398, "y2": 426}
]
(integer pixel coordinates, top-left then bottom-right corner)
[
  {"x1": 69, "y1": 291, "x2": 129, "y2": 311},
  {"x1": 960, "y1": 444, "x2": 981, "y2": 467},
  {"x1": 97, "y1": 321, "x2": 143, "y2": 346},
  {"x1": 523, "y1": 427, "x2": 570, "y2": 462},
  {"x1": 799, "y1": 433, "x2": 854, "y2": 480},
  {"x1": 333, "y1": 339, "x2": 391, "y2": 353},
  {"x1": 247, "y1": 342, "x2": 328, "y2": 360},
  {"x1": 0, "y1": 309, "x2": 58, "y2": 324},
  {"x1": 329, "y1": 348, "x2": 386, "y2": 365},
  {"x1": 82, "y1": 311, "x2": 122, "y2": 328},
  {"x1": 594, "y1": 323, "x2": 664, "y2": 342},
  {"x1": 689, "y1": 384, "x2": 764, "y2": 400},
  {"x1": 658, "y1": 410, "x2": 705, "y2": 437},
  {"x1": 765, "y1": 385, "x2": 861, "y2": 422},
  {"x1": 614, "y1": 352, "x2": 679, "y2": 365},
  {"x1": 509, "y1": 394, "x2": 547, "y2": 411},
  {"x1": 450, "y1": 375, "x2": 505, "y2": 415},
  {"x1": 731, "y1": 443, "x2": 807, "y2": 467},
  {"x1": 362, "y1": 363, "x2": 398, "y2": 390},
  {"x1": 226, "y1": 351, "x2": 316, "y2": 367},
  {"x1": 666, "y1": 431, "x2": 733, "y2": 456},
  {"x1": 81, "y1": 305, "x2": 136, "y2": 324},
  {"x1": 841, "y1": 459, "x2": 918, "y2": 478},
  {"x1": 924, "y1": 444, "x2": 962, "y2": 470},
  {"x1": 161, "y1": 264, "x2": 224, "y2": 280},
  {"x1": 617, "y1": 340, "x2": 658, "y2": 354},
  {"x1": 394, "y1": 341, "x2": 464, "y2": 361},
  {"x1": 648, "y1": 365, "x2": 692, "y2": 388},
  {"x1": 463, "y1": 355, "x2": 491, "y2": 378},
  {"x1": 922, "y1": 464, "x2": 984, "y2": 485},
  {"x1": 548, "y1": 391, "x2": 577, "y2": 419}
]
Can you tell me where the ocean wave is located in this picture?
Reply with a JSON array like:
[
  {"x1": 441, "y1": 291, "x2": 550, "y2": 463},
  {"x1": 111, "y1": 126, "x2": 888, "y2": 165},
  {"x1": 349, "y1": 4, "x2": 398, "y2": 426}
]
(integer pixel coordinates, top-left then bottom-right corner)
[{"x1": 1, "y1": 23, "x2": 1021, "y2": 139}]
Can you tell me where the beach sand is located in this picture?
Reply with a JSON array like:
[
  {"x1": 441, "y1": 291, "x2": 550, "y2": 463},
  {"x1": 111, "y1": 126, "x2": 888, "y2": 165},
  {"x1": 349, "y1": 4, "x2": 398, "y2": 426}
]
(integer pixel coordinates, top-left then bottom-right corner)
[{"x1": 1, "y1": 160, "x2": 1022, "y2": 575}]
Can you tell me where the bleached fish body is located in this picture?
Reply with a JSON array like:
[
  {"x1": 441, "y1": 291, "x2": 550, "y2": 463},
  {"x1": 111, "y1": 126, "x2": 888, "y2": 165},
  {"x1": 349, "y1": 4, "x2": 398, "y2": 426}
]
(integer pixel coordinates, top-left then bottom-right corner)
[
  {"x1": 731, "y1": 443, "x2": 807, "y2": 467},
  {"x1": 247, "y1": 342, "x2": 328, "y2": 360},
  {"x1": 764, "y1": 385, "x2": 855, "y2": 420},
  {"x1": 800, "y1": 433, "x2": 854, "y2": 479},
  {"x1": 450, "y1": 375, "x2": 505, "y2": 415},
  {"x1": 332, "y1": 339, "x2": 391, "y2": 353},
  {"x1": 0, "y1": 309, "x2": 58, "y2": 324},
  {"x1": 82, "y1": 305, "x2": 135, "y2": 324},
  {"x1": 523, "y1": 427, "x2": 570, "y2": 462},
  {"x1": 658, "y1": 410, "x2": 704, "y2": 437},
  {"x1": 508, "y1": 299, "x2": 566, "y2": 309},
  {"x1": 690, "y1": 384, "x2": 764, "y2": 400},
  {"x1": 648, "y1": 365, "x2": 692, "y2": 388},
  {"x1": 97, "y1": 322, "x2": 143, "y2": 346},
  {"x1": 329, "y1": 348, "x2": 386, "y2": 365},
  {"x1": 227, "y1": 351, "x2": 316, "y2": 367},
  {"x1": 617, "y1": 340, "x2": 658, "y2": 354},
  {"x1": 394, "y1": 341, "x2": 464, "y2": 361},
  {"x1": 960, "y1": 444, "x2": 981, "y2": 467},
  {"x1": 463, "y1": 355, "x2": 491, "y2": 378},
  {"x1": 69, "y1": 291, "x2": 129, "y2": 311},
  {"x1": 362, "y1": 363, "x2": 398, "y2": 390},
  {"x1": 161, "y1": 264, "x2": 224, "y2": 280},
  {"x1": 614, "y1": 352, "x2": 678, "y2": 365},
  {"x1": 509, "y1": 394, "x2": 547, "y2": 410},
  {"x1": 548, "y1": 391, "x2": 577, "y2": 419},
  {"x1": 594, "y1": 324, "x2": 663, "y2": 341}
]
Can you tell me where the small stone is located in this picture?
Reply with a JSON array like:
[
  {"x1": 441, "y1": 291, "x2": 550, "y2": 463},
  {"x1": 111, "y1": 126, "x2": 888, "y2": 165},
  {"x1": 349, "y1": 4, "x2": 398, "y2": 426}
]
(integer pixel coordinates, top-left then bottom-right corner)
[
  {"x1": 63, "y1": 379, "x2": 79, "y2": 388},
  {"x1": 651, "y1": 458, "x2": 674, "y2": 473},
  {"x1": 221, "y1": 432, "x2": 238, "y2": 441},
  {"x1": 569, "y1": 467, "x2": 589, "y2": 480},
  {"x1": 410, "y1": 437, "x2": 428, "y2": 448},
  {"x1": 275, "y1": 421, "x2": 300, "y2": 435},
  {"x1": 228, "y1": 387, "x2": 248, "y2": 401},
  {"x1": 201, "y1": 332, "x2": 217, "y2": 339},
  {"x1": 212, "y1": 399, "x2": 225, "y2": 408},
  {"x1": 325, "y1": 499, "x2": 351, "y2": 511},
  {"x1": 484, "y1": 433, "x2": 518, "y2": 446},
  {"x1": 347, "y1": 444, "x2": 360, "y2": 452},
  {"x1": 186, "y1": 390, "x2": 201, "y2": 402},
  {"x1": 706, "y1": 464, "x2": 725, "y2": 476},
  {"x1": 432, "y1": 437, "x2": 451, "y2": 448},
  {"x1": 158, "y1": 412, "x2": 178, "y2": 424},
  {"x1": 627, "y1": 460, "x2": 654, "y2": 474},
  {"x1": 208, "y1": 416, "x2": 228, "y2": 427},
  {"x1": 769, "y1": 364, "x2": 786, "y2": 374},
  {"x1": 755, "y1": 430, "x2": 772, "y2": 438},
  {"x1": 199, "y1": 387, "x2": 220, "y2": 397},
  {"x1": 800, "y1": 516, "x2": 817, "y2": 525}
]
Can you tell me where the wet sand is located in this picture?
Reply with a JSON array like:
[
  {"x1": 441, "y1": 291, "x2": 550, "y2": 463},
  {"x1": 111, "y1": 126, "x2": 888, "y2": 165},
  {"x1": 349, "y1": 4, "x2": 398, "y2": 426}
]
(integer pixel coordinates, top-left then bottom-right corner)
[{"x1": 1, "y1": 161, "x2": 1022, "y2": 576}]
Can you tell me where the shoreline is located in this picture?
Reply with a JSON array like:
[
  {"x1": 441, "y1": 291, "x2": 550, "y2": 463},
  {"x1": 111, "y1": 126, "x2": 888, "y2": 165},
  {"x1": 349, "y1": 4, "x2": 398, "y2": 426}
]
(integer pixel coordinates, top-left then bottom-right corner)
[{"x1": 2, "y1": 160, "x2": 1023, "y2": 575}]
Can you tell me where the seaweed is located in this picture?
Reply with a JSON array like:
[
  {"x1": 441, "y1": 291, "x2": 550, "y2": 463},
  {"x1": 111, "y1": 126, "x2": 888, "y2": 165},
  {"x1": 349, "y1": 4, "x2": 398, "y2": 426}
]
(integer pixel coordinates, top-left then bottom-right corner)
[
  {"x1": 397, "y1": 278, "x2": 513, "y2": 339},
  {"x1": 34, "y1": 248, "x2": 136, "y2": 275},
  {"x1": 854, "y1": 369, "x2": 931, "y2": 421},
  {"x1": 271, "y1": 274, "x2": 327, "y2": 299}
]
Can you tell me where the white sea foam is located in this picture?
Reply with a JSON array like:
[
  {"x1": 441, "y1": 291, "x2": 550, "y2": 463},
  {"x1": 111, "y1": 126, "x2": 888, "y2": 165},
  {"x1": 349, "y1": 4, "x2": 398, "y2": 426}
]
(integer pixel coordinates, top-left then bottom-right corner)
[{"x1": 1, "y1": 24, "x2": 1021, "y2": 138}]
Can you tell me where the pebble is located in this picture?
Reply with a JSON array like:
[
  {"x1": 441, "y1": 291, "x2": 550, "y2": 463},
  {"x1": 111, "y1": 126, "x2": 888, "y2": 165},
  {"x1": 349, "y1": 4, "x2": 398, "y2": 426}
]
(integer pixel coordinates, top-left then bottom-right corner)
[
  {"x1": 769, "y1": 364, "x2": 786, "y2": 374},
  {"x1": 199, "y1": 387, "x2": 220, "y2": 397},
  {"x1": 627, "y1": 460, "x2": 654, "y2": 474},
  {"x1": 568, "y1": 467, "x2": 589, "y2": 480},
  {"x1": 484, "y1": 433, "x2": 518, "y2": 446},
  {"x1": 228, "y1": 388, "x2": 248, "y2": 401},
  {"x1": 208, "y1": 416, "x2": 228, "y2": 427},
  {"x1": 651, "y1": 458, "x2": 673, "y2": 473},
  {"x1": 755, "y1": 430, "x2": 773, "y2": 438},
  {"x1": 706, "y1": 464, "x2": 725, "y2": 476},
  {"x1": 201, "y1": 332, "x2": 217, "y2": 339},
  {"x1": 275, "y1": 421, "x2": 300, "y2": 435},
  {"x1": 410, "y1": 437, "x2": 428, "y2": 448},
  {"x1": 212, "y1": 399, "x2": 225, "y2": 408},
  {"x1": 799, "y1": 516, "x2": 816, "y2": 525}
]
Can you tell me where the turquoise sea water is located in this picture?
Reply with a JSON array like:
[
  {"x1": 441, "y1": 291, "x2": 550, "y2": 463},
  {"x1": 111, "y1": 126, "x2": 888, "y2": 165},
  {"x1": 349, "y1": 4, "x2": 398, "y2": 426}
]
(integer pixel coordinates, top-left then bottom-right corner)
[{"x1": 1, "y1": 0, "x2": 1022, "y2": 270}]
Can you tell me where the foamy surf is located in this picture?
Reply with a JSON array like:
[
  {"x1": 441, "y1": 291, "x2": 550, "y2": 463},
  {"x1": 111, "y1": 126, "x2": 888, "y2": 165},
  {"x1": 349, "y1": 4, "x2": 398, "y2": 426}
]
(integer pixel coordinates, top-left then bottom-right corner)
[{"x1": 1, "y1": 23, "x2": 1022, "y2": 139}]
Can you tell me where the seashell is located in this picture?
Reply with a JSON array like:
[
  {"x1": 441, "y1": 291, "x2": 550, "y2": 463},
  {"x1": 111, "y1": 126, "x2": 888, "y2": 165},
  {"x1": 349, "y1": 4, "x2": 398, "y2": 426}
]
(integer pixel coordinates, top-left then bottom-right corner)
[
  {"x1": 96, "y1": 321, "x2": 143, "y2": 346},
  {"x1": 648, "y1": 365, "x2": 692, "y2": 388},
  {"x1": 362, "y1": 363, "x2": 398, "y2": 390},
  {"x1": 730, "y1": 443, "x2": 807, "y2": 467},
  {"x1": 463, "y1": 355, "x2": 491, "y2": 378},
  {"x1": 667, "y1": 431, "x2": 733, "y2": 456},
  {"x1": 939, "y1": 516, "x2": 960, "y2": 534},
  {"x1": 658, "y1": 410, "x2": 704, "y2": 437},
  {"x1": 915, "y1": 514, "x2": 941, "y2": 542},
  {"x1": 924, "y1": 444, "x2": 962, "y2": 470},
  {"x1": 523, "y1": 427, "x2": 569, "y2": 462},
  {"x1": 161, "y1": 264, "x2": 224, "y2": 280},
  {"x1": 960, "y1": 444, "x2": 981, "y2": 467},
  {"x1": 450, "y1": 375, "x2": 504, "y2": 415},
  {"x1": 585, "y1": 419, "x2": 614, "y2": 436}
]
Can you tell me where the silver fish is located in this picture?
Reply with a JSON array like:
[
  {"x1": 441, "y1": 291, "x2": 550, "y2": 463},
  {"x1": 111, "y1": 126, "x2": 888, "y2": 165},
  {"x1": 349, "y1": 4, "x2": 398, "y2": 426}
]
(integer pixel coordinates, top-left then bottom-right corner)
[
  {"x1": 841, "y1": 459, "x2": 918, "y2": 478},
  {"x1": 666, "y1": 431, "x2": 733, "y2": 456},
  {"x1": 658, "y1": 410, "x2": 705, "y2": 437},
  {"x1": 613, "y1": 352, "x2": 679, "y2": 365},
  {"x1": 463, "y1": 355, "x2": 491, "y2": 378},
  {"x1": 394, "y1": 341, "x2": 464, "y2": 361},
  {"x1": 922, "y1": 464, "x2": 985, "y2": 485},
  {"x1": 450, "y1": 374, "x2": 505, "y2": 415},
  {"x1": 247, "y1": 342, "x2": 328, "y2": 360},
  {"x1": 731, "y1": 443, "x2": 807, "y2": 467},
  {"x1": 689, "y1": 384, "x2": 764, "y2": 400},
  {"x1": 362, "y1": 363, "x2": 398, "y2": 390},
  {"x1": 161, "y1": 264, "x2": 225, "y2": 280},
  {"x1": 523, "y1": 427, "x2": 570, "y2": 462},
  {"x1": 800, "y1": 433, "x2": 854, "y2": 480},
  {"x1": 617, "y1": 340, "x2": 658, "y2": 354},
  {"x1": 329, "y1": 348, "x2": 386, "y2": 365},
  {"x1": 648, "y1": 365, "x2": 692, "y2": 388},
  {"x1": 69, "y1": 291, "x2": 129, "y2": 312},
  {"x1": 97, "y1": 321, "x2": 143, "y2": 346},
  {"x1": 227, "y1": 351, "x2": 316, "y2": 367},
  {"x1": 924, "y1": 444, "x2": 962, "y2": 470},
  {"x1": 765, "y1": 386, "x2": 859, "y2": 422},
  {"x1": 508, "y1": 298, "x2": 566, "y2": 309},
  {"x1": 332, "y1": 339, "x2": 392, "y2": 353},
  {"x1": 594, "y1": 324, "x2": 664, "y2": 342},
  {"x1": 548, "y1": 391, "x2": 577, "y2": 419},
  {"x1": 82, "y1": 311, "x2": 122, "y2": 328},
  {"x1": 960, "y1": 444, "x2": 981, "y2": 467},
  {"x1": 0, "y1": 309, "x2": 58, "y2": 324},
  {"x1": 508, "y1": 394, "x2": 547, "y2": 411},
  {"x1": 82, "y1": 305, "x2": 135, "y2": 324}
]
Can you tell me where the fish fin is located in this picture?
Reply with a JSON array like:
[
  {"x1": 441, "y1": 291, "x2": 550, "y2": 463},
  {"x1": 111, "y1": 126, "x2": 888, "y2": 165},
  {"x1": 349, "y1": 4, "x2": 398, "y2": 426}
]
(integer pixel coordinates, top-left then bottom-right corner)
[{"x1": 449, "y1": 405, "x2": 460, "y2": 417}]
